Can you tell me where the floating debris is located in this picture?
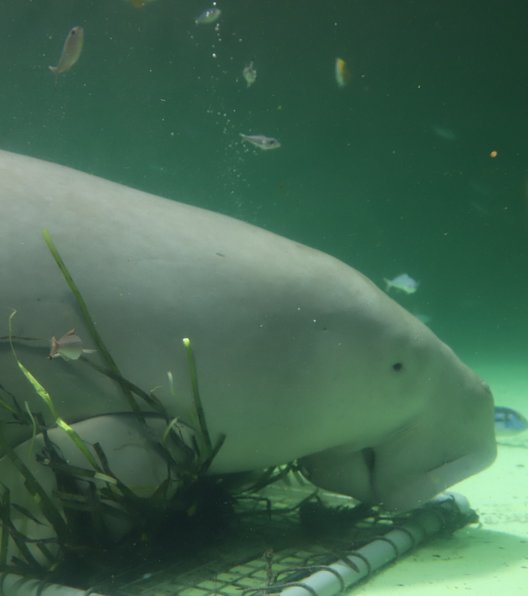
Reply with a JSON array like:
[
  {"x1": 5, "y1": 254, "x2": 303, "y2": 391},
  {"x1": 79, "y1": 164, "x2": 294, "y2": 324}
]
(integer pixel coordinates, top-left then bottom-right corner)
[{"x1": 49, "y1": 26, "x2": 84, "y2": 77}]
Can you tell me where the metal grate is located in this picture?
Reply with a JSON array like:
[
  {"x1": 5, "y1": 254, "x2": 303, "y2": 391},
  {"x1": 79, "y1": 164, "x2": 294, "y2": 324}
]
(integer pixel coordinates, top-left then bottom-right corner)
[
  {"x1": 1, "y1": 482, "x2": 477, "y2": 595},
  {"x1": 86, "y1": 482, "x2": 462, "y2": 596}
]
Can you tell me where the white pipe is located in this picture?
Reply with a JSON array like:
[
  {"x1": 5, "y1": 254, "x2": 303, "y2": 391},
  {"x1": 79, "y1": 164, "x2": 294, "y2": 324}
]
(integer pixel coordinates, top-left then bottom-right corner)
[
  {"x1": 0, "y1": 493, "x2": 472, "y2": 596},
  {"x1": 280, "y1": 492, "x2": 472, "y2": 595}
]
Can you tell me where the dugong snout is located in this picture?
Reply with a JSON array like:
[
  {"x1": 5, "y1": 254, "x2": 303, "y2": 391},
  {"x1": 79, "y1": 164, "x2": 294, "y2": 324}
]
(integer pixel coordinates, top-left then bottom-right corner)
[
  {"x1": 375, "y1": 373, "x2": 496, "y2": 511},
  {"x1": 301, "y1": 345, "x2": 497, "y2": 512}
]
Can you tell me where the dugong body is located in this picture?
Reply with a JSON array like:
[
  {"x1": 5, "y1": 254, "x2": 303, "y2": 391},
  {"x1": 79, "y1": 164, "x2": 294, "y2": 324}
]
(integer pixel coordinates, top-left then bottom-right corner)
[{"x1": 0, "y1": 150, "x2": 495, "y2": 519}]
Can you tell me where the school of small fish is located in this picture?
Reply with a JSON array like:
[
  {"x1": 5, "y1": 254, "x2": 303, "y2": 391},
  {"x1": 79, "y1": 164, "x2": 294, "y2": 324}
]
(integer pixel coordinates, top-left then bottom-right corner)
[
  {"x1": 46, "y1": 5, "x2": 353, "y2": 157},
  {"x1": 38, "y1": 4, "x2": 367, "y2": 368},
  {"x1": 45, "y1": 9, "x2": 440, "y2": 336}
]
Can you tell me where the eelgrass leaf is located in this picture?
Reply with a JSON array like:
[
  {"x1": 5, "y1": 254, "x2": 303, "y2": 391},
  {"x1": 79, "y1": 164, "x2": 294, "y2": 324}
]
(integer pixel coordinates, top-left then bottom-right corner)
[
  {"x1": 41, "y1": 229, "x2": 142, "y2": 419},
  {"x1": 8, "y1": 311, "x2": 101, "y2": 472},
  {"x1": 0, "y1": 487, "x2": 10, "y2": 568},
  {"x1": 182, "y1": 338, "x2": 213, "y2": 458},
  {"x1": 11, "y1": 503, "x2": 46, "y2": 526},
  {"x1": 0, "y1": 424, "x2": 67, "y2": 540}
]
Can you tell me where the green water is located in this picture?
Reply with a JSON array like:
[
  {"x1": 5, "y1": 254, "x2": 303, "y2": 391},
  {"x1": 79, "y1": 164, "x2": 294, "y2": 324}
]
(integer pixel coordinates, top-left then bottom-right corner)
[{"x1": 2, "y1": 1, "x2": 527, "y2": 361}]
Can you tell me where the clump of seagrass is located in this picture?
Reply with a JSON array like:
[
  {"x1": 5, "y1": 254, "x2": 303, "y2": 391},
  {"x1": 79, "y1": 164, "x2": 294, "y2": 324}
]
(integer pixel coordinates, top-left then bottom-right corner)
[{"x1": 0, "y1": 229, "x2": 228, "y2": 586}]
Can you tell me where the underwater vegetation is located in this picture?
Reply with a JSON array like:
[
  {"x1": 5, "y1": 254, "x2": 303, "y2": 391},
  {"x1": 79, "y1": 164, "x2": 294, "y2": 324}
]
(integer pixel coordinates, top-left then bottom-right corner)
[{"x1": 0, "y1": 229, "x2": 289, "y2": 588}]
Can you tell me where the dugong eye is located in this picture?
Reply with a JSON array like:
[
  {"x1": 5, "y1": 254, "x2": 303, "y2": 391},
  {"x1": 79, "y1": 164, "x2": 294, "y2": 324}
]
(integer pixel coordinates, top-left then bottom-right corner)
[{"x1": 392, "y1": 362, "x2": 404, "y2": 372}]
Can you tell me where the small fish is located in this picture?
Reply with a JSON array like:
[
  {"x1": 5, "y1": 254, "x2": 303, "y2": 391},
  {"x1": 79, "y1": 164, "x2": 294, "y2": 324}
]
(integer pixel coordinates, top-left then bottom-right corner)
[
  {"x1": 432, "y1": 125, "x2": 457, "y2": 142},
  {"x1": 242, "y1": 62, "x2": 257, "y2": 88},
  {"x1": 128, "y1": 0, "x2": 157, "y2": 7},
  {"x1": 335, "y1": 57, "x2": 350, "y2": 88},
  {"x1": 413, "y1": 312, "x2": 432, "y2": 325},
  {"x1": 384, "y1": 273, "x2": 419, "y2": 295},
  {"x1": 195, "y1": 7, "x2": 222, "y2": 25},
  {"x1": 49, "y1": 329, "x2": 95, "y2": 361},
  {"x1": 240, "y1": 133, "x2": 281, "y2": 151},
  {"x1": 49, "y1": 26, "x2": 84, "y2": 77},
  {"x1": 494, "y1": 406, "x2": 528, "y2": 436}
]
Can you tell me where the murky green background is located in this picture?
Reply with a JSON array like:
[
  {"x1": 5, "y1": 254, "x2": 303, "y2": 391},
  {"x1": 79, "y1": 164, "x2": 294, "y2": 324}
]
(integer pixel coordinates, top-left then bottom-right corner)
[{"x1": 1, "y1": 0, "x2": 527, "y2": 360}]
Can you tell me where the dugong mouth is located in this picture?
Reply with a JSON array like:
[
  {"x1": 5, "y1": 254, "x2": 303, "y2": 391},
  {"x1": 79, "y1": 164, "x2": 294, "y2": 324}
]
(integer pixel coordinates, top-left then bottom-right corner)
[
  {"x1": 299, "y1": 380, "x2": 497, "y2": 514},
  {"x1": 372, "y1": 446, "x2": 497, "y2": 512},
  {"x1": 301, "y1": 438, "x2": 497, "y2": 513}
]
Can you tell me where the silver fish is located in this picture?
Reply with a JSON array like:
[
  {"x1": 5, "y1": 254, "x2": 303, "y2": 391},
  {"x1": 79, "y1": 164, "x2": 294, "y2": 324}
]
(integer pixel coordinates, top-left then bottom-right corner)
[
  {"x1": 49, "y1": 26, "x2": 84, "y2": 76},
  {"x1": 242, "y1": 62, "x2": 257, "y2": 88},
  {"x1": 240, "y1": 133, "x2": 281, "y2": 151},
  {"x1": 195, "y1": 7, "x2": 221, "y2": 25},
  {"x1": 384, "y1": 273, "x2": 419, "y2": 295}
]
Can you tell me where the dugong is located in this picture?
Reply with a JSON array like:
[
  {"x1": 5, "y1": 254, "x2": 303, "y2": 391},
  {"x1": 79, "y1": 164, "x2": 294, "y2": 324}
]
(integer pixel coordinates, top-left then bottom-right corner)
[{"x1": 0, "y1": 149, "x2": 495, "y2": 530}]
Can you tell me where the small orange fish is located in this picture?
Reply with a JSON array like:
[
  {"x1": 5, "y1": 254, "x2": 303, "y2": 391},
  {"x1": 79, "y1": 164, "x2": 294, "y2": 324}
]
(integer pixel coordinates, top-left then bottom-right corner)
[
  {"x1": 49, "y1": 26, "x2": 84, "y2": 77},
  {"x1": 49, "y1": 329, "x2": 95, "y2": 361},
  {"x1": 335, "y1": 57, "x2": 350, "y2": 88}
]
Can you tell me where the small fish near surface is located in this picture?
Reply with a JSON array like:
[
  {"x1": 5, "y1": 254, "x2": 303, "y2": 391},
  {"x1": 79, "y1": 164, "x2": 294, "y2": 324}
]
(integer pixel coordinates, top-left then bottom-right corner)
[
  {"x1": 49, "y1": 329, "x2": 95, "y2": 361},
  {"x1": 127, "y1": 0, "x2": 158, "y2": 8},
  {"x1": 494, "y1": 406, "x2": 528, "y2": 436},
  {"x1": 240, "y1": 133, "x2": 281, "y2": 151},
  {"x1": 384, "y1": 273, "x2": 419, "y2": 295},
  {"x1": 49, "y1": 26, "x2": 84, "y2": 77},
  {"x1": 242, "y1": 61, "x2": 257, "y2": 88},
  {"x1": 431, "y1": 125, "x2": 457, "y2": 142},
  {"x1": 195, "y1": 7, "x2": 222, "y2": 25},
  {"x1": 413, "y1": 312, "x2": 432, "y2": 325},
  {"x1": 335, "y1": 57, "x2": 350, "y2": 88}
]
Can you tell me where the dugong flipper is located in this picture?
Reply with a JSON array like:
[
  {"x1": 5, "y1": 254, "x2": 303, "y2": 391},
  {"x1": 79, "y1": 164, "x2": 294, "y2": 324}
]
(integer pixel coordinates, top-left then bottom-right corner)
[{"x1": 0, "y1": 149, "x2": 495, "y2": 535}]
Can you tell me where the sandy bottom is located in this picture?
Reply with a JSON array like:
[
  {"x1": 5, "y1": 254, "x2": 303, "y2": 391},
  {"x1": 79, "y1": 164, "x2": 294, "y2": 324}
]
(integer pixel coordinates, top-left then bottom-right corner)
[{"x1": 353, "y1": 358, "x2": 528, "y2": 595}]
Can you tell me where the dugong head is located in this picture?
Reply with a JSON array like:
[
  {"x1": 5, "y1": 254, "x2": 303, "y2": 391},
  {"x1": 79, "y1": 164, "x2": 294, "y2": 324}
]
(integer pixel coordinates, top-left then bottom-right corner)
[{"x1": 300, "y1": 331, "x2": 497, "y2": 512}]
